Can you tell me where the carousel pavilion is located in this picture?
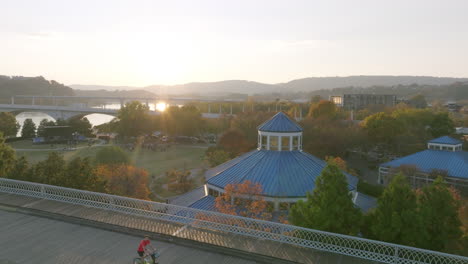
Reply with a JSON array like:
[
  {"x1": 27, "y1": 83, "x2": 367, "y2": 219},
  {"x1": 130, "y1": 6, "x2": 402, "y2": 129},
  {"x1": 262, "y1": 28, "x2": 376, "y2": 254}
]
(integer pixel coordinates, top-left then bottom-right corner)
[{"x1": 171, "y1": 112, "x2": 375, "y2": 212}]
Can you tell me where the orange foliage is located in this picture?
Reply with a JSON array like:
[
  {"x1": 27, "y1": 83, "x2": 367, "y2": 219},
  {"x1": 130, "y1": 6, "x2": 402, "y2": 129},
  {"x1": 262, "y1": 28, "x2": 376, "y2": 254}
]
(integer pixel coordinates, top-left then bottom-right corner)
[
  {"x1": 96, "y1": 164, "x2": 151, "y2": 200},
  {"x1": 215, "y1": 180, "x2": 272, "y2": 220},
  {"x1": 325, "y1": 156, "x2": 347, "y2": 172}
]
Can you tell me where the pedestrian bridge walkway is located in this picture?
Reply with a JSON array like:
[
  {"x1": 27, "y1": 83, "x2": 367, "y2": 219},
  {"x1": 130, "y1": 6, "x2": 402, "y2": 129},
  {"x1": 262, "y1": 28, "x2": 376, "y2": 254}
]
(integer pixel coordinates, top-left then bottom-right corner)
[
  {"x1": 0, "y1": 208, "x2": 256, "y2": 264},
  {"x1": 0, "y1": 178, "x2": 466, "y2": 264}
]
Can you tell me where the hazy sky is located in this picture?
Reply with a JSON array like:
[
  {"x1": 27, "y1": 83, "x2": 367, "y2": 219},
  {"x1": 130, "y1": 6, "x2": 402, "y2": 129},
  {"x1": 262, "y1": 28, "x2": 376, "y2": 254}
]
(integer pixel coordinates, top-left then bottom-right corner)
[{"x1": 1, "y1": 0, "x2": 468, "y2": 86}]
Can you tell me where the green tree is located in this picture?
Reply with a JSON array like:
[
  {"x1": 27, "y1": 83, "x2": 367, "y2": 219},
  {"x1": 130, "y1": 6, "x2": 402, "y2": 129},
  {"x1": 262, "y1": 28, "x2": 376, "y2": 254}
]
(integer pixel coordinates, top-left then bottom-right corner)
[
  {"x1": 408, "y1": 94, "x2": 427, "y2": 109},
  {"x1": 37, "y1": 119, "x2": 56, "y2": 137},
  {"x1": 167, "y1": 169, "x2": 194, "y2": 193},
  {"x1": 230, "y1": 111, "x2": 272, "y2": 146},
  {"x1": 289, "y1": 162, "x2": 362, "y2": 235},
  {"x1": 68, "y1": 117, "x2": 93, "y2": 137},
  {"x1": 205, "y1": 147, "x2": 231, "y2": 167},
  {"x1": 6, "y1": 156, "x2": 30, "y2": 181},
  {"x1": 363, "y1": 112, "x2": 402, "y2": 145},
  {"x1": 65, "y1": 157, "x2": 106, "y2": 192},
  {"x1": 117, "y1": 101, "x2": 151, "y2": 137},
  {"x1": 0, "y1": 112, "x2": 20, "y2": 137},
  {"x1": 0, "y1": 132, "x2": 16, "y2": 177},
  {"x1": 21, "y1": 118, "x2": 36, "y2": 138},
  {"x1": 33, "y1": 152, "x2": 66, "y2": 185},
  {"x1": 95, "y1": 146, "x2": 131, "y2": 165},
  {"x1": 368, "y1": 174, "x2": 424, "y2": 247},
  {"x1": 429, "y1": 112, "x2": 455, "y2": 138},
  {"x1": 418, "y1": 177, "x2": 462, "y2": 251}
]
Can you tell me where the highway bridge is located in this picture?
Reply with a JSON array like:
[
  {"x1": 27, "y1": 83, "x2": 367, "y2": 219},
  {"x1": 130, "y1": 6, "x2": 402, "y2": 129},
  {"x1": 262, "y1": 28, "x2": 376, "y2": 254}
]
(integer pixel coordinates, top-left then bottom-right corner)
[
  {"x1": 0, "y1": 178, "x2": 466, "y2": 264},
  {"x1": 2, "y1": 95, "x2": 303, "y2": 120},
  {"x1": 0, "y1": 103, "x2": 227, "y2": 120}
]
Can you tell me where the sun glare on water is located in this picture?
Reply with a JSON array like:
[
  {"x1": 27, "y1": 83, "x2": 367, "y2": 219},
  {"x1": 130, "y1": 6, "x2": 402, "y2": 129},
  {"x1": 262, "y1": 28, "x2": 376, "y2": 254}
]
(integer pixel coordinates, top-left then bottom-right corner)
[{"x1": 156, "y1": 102, "x2": 167, "y2": 112}]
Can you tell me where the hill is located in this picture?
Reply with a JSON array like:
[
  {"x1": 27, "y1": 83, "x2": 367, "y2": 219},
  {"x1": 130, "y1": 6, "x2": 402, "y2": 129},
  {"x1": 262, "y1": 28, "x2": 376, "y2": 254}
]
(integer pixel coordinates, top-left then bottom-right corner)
[
  {"x1": 280, "y1": 76, "x2": 468, "y2": 92},
  {"x1": 0, "y1": 76, "x2": 74, "y2": 98},
  {"x1": 73, "y1": 89, "x2": 157, "y2": 98},
  {"x1": 71, "y1": 76, "x2": 468, "y2": 96}
]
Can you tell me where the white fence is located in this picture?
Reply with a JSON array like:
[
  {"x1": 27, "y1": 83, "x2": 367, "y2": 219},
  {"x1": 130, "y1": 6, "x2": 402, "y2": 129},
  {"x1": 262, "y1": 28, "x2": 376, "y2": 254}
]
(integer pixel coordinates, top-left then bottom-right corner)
[{"x1": 0, "y1": 178, "x2": 466, "y2": 264}]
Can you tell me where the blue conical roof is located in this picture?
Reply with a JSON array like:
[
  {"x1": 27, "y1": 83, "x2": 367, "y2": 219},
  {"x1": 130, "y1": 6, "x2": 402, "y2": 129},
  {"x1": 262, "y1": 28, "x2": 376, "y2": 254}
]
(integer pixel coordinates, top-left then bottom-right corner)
[{"x1": 258, "y1": 112, "x2": 302, "y2": 132}]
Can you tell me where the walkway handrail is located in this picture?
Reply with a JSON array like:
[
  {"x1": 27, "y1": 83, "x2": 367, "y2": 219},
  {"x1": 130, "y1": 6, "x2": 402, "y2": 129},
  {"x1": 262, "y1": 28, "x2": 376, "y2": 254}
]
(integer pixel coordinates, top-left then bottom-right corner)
[{"x1": 0, "y1": 178, "x2": 466, "y2": 264}]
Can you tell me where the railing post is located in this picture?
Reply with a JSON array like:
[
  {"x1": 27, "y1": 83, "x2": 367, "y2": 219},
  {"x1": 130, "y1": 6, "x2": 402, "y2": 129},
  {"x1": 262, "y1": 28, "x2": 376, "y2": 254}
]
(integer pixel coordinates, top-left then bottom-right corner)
[
  {"x1": 393, "y1": 246, "x2": 399, "y2": 264},
  {"x1": 40, "y1": 185, "x2": 46, "y2": 198}
]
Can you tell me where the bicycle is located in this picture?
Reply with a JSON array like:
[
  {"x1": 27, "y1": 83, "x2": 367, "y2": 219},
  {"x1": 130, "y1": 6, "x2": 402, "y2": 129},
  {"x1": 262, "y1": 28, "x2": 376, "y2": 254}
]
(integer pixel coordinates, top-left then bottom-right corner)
[{"x1": 132, "y1": 250, "x2": 160, "y2": 264}]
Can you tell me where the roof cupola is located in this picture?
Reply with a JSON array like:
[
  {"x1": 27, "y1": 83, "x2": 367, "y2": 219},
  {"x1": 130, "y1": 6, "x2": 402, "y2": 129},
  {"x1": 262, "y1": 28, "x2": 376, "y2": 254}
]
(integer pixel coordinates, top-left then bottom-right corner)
[
  {"x1": 257, "y1": 112, "x2": 303, "y2": 151},
  {"x1": 427, "y1": 136, "x2": 463, "y2": 152}
]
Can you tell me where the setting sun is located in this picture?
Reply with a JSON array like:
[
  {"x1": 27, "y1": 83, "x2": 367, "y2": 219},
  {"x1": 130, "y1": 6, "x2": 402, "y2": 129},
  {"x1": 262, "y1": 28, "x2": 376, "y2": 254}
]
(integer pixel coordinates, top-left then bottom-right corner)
[{"x1": 155, "y1": 102, "x2": 167, "y2": 112}]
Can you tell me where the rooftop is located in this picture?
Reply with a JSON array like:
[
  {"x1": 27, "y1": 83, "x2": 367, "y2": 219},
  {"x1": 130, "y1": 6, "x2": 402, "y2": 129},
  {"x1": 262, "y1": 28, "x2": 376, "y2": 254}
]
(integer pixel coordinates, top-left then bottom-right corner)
[
  {"x1": 207, "y1": 149, "x2": 358, "y2": 198},
  {"x1": 381, "y1": 149, "x2": 468, "y2": 179},
  {"x1": 257, "y1": 112, "x2": 302, "y2": 133},
  {"x1": 428, "y1": 136, "x2": 462, "y2": 145}
]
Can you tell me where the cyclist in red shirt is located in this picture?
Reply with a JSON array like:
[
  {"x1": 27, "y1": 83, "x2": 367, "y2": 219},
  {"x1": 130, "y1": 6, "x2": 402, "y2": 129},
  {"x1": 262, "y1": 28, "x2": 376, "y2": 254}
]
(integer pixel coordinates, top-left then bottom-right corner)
[{"x1": 137, "y1": 235, "x2": 157, "y2": 264}]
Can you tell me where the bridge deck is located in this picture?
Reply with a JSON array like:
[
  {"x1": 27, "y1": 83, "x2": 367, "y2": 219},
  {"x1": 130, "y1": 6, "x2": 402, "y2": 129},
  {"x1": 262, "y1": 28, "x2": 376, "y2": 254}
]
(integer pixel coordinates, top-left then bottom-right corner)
[
  {"x1": 0, "y1": 208, "x2": 256, "y2": 264},
  {"x1": 0, "y1": 192, "x2": 375, "y2": 264}
]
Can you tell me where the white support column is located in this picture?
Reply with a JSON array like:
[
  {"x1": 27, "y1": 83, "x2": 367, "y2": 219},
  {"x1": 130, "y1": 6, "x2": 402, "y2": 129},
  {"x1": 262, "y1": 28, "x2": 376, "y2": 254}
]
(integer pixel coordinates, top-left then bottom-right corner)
[
  {"x1": 274, "y1": 200, "x2": 279, "y2": 211},
  {"x1": 299, "y1": 136, "x2": 302, "y2": 150},
  {"x1": 289, "y1": 136, "x2": 293, "y2": 151},
  {"x1": 278, "y1": 136, "x2": 282, "y2": 151},
  {"x1": 267, "y1": 135, "x2": 270, "y2": 150},
  {"x1": 11, "y1": 97, "x2": 14, "y2": 105}
]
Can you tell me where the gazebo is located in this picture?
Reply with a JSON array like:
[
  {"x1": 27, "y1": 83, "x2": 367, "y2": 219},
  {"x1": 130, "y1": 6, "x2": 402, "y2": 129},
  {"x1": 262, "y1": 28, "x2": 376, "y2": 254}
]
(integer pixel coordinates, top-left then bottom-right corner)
[{"x1": 172, "y1": 112, "x2": 374, "y2": 212}]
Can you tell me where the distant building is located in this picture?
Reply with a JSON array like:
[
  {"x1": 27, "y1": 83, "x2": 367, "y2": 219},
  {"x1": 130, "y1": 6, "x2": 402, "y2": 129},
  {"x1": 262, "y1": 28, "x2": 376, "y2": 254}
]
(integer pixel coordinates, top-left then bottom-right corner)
[
  {"x1": 171, "y1": 112, "x2": 376, "y2": 214},
  {"x1": 330, "y1": 94, "x2": 396, "y2": 110},
  {"x1": 445, "y1": 102, "x2": 462, "y2": 112},
  {"x1": 379, "y1": 136, "x2": 468, "y2": 193}
]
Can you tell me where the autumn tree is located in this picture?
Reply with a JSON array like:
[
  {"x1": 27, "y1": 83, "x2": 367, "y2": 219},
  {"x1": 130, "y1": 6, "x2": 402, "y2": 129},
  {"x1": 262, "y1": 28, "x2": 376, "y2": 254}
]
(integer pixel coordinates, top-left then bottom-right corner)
[
  {"x1": 367, "y1": 173, "x2": 425, "y2": 247},
  {"x1": 218, "y1": 129, "x2": 250, "y2": 157},
  {"x1": 0, "y1": 112, "x2": 20, "y2": 138},
  {"x1": 418, "y1": 177, "x2": 462, "y2": 251},
  {"x1": 65, "y1": 157, "x2": 106, "y2": 192},
  {"x1": 166, "y1": 169, "x2": 194, "y2": 193},
  {"x1": 301, "y1": 117, "x2": 367, "y2": 158},
  {"x1": 289, "y1": 162, "x2": 362, "y2": 235},
  {"x1": 307, "y1": 100, "x2": 337, "y2": 120},
  {"x1": 21, "y1": 118, "x2": 36, "y2": 138},
  {"x1": 95, "y1": 146, "x2": 131, "y2": 165},
  {"x1": 96, "y1": 164, "x2": 150, "y2": 200},
  {"x1": 215, "y1": 180, "x2": 272, "y2": 220},
  {"x1": 0, "y1": 133, "x2": 16, "y2": 177}
]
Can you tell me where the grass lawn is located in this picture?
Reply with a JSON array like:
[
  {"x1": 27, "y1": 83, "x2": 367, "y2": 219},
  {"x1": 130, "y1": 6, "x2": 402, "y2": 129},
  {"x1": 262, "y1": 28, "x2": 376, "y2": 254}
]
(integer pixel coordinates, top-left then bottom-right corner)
[{"x1": 10, "y1": 140, "x2": 208, "y2": 177}]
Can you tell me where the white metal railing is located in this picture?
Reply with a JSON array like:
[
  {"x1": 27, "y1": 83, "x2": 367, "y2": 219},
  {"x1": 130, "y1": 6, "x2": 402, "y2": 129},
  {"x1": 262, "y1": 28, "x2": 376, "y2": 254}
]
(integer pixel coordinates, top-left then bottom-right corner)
[{"x1": 0, "y1": 178, "x2": 467, "y2": 264}]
